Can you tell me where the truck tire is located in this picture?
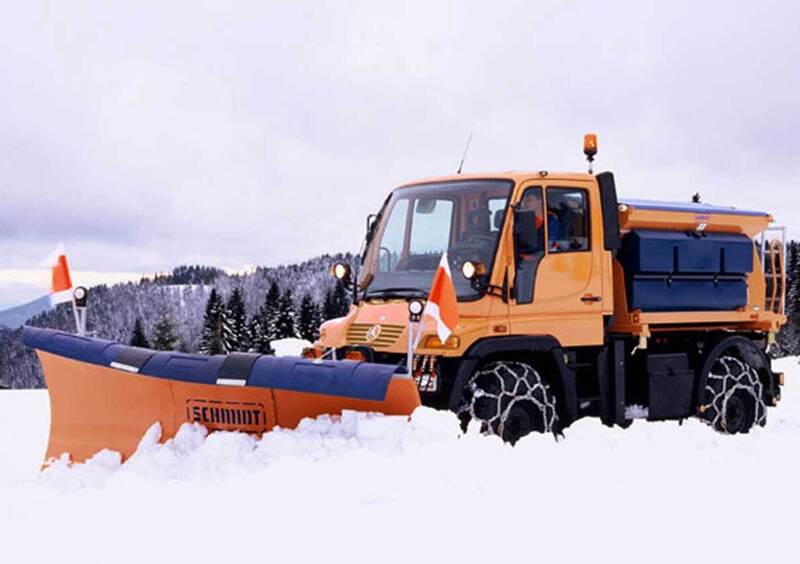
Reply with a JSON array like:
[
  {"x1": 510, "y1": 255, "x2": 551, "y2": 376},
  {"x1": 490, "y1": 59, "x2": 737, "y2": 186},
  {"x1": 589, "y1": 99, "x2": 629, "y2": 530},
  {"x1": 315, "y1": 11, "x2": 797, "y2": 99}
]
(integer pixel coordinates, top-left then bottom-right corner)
[
  {"x1": 457, "y1": 360, "x2": 559, "y2": 444},
  {"x1": 701, "y1": 355, "x2": 767, "y2": 434}
]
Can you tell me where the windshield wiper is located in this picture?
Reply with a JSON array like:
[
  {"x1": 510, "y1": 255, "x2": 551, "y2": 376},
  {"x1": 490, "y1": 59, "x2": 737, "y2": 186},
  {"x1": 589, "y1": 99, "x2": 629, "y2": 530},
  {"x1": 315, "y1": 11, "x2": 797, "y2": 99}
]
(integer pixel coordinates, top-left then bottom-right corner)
[{"x1": 365, "y1": 287, "x2": 428, "y2": 299}]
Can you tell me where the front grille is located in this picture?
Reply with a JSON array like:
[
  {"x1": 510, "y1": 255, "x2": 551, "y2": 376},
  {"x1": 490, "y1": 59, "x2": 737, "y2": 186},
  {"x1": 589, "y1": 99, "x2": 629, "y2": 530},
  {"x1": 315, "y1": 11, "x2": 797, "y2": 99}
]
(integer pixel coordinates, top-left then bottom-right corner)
[{"x1": 346, "y1": 323, "x2": 405, "y2": 349}]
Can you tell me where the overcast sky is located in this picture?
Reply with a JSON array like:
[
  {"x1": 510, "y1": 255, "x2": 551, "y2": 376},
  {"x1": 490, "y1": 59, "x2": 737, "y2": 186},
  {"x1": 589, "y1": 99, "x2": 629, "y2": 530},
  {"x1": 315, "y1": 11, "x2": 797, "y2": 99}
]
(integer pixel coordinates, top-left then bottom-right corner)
[{"x1": 1, "y1": 0, "x2": 798, "y2": 308}]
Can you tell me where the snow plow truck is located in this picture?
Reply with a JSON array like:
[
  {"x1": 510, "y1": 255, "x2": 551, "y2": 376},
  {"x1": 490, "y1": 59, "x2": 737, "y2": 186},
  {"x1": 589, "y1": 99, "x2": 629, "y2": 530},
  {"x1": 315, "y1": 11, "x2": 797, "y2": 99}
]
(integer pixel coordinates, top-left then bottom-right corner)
[
  {"x1": 311, "y1": 135, "x2": 787, "y2": 442},
  {"x1": 22, "y1": 135, "x2": 786, "y2": 464}
]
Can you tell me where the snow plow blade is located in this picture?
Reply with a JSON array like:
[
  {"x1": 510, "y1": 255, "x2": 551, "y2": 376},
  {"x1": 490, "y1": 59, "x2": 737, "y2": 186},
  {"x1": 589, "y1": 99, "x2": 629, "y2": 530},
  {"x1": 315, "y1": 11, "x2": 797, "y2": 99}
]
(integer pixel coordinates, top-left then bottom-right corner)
[{"x1": 22, "y1": 326, "x2": 421, "y2": 464}]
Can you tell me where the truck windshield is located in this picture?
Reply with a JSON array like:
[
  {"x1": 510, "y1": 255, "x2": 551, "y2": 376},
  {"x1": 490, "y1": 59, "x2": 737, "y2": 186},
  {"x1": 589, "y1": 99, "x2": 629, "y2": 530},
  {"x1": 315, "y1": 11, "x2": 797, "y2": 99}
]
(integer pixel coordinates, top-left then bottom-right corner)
[{"x1": 362, "y1": 179, "x2": 513, "y2": 300}]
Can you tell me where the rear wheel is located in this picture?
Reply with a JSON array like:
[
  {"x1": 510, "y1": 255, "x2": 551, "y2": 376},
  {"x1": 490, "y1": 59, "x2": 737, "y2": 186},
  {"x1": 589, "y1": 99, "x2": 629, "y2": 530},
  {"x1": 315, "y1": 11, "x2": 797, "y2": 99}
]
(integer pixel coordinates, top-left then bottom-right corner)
[
  {"x1": 458, "y1": 360, "x2": 559, "y2": 444},
  {"x1": 701, "y1": 355, "x2": 766, "y2": 434}
]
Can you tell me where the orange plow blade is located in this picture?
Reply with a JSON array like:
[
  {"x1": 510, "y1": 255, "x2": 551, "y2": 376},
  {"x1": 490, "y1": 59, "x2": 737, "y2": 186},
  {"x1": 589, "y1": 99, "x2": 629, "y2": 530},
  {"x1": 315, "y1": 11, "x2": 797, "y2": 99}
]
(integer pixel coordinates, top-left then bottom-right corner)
[{"x1": 23, "y1": 327, "x2": 421, "y2": 464}]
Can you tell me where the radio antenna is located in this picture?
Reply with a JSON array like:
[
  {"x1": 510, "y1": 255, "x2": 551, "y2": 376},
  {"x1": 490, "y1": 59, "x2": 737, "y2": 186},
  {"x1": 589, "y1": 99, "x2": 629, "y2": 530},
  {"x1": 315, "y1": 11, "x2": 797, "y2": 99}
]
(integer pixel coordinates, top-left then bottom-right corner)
[{"x1": 456, "y1": 131, "x2": 473, "y2": 174}]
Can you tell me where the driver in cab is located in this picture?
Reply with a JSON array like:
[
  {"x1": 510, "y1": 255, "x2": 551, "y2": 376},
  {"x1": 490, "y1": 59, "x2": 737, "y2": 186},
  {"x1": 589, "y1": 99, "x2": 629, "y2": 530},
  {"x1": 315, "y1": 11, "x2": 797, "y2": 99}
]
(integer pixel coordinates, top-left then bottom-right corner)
[{"x1": 519, "y1": 190, "x2": 560, "y2": 253}]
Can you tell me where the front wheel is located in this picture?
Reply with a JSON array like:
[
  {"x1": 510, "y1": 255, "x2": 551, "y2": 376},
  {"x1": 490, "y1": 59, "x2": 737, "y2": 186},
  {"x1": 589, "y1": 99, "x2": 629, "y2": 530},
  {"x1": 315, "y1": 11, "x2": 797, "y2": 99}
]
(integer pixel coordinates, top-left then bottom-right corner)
[{"x1": 457, "y1": 360, "x2": 559, "y2": 444}]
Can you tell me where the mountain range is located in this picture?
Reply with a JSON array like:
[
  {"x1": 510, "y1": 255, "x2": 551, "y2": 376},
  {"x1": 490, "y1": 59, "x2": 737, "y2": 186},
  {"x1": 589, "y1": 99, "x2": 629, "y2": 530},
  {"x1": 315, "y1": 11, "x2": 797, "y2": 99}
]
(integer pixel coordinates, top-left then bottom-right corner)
[{"x1": 0, "y1": 296, "x2": 51, "y2": 329}]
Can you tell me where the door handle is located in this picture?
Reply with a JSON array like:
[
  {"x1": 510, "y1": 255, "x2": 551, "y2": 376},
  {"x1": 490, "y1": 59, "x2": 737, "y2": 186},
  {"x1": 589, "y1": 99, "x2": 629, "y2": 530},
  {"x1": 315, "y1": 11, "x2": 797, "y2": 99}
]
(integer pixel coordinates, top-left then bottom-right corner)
[{"x1": 581, "y1": 295, "x2": 602, "y2": 303}]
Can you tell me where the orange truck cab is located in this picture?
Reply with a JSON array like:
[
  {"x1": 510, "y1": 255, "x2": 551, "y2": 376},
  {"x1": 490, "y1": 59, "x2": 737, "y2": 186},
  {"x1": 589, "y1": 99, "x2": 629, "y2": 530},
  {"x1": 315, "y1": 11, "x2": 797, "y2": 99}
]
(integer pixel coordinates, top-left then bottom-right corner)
[{"x1": 315, "y1": 142, "x2": 786, "y2": 442}]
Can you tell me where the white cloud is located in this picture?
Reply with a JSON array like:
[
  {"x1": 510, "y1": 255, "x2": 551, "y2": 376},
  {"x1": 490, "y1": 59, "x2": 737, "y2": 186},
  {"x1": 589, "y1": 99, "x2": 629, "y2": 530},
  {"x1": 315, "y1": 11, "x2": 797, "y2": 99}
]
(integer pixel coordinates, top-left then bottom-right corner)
[
  {"x1": 0, "y1": 0, "x2": 798, "y2": 304},
  {"x1": 0, "y1": 269, "x2": 144, "y2": 288}
]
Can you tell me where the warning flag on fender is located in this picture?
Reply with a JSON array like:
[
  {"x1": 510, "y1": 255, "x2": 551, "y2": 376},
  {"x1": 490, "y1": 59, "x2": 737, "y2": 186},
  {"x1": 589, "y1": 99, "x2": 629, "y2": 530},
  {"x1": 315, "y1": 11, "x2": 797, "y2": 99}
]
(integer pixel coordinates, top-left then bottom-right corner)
[
  {"x1": 48, "y1": 244, "x2": 74, "y2": 306},
  {"x1": 423, "y1": 253, "x2": 459, "y2": 342}
]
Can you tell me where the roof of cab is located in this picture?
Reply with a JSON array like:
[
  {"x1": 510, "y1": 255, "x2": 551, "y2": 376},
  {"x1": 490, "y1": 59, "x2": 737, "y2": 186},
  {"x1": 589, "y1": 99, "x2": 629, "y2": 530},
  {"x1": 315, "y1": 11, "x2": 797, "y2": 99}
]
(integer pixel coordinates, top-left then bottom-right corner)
[
  {"x1": 393, "y1": 172, "x2": 770, "y2": 219},
  {"x1": 396, "y1": 170, "x2": 595, "y2": 188}
]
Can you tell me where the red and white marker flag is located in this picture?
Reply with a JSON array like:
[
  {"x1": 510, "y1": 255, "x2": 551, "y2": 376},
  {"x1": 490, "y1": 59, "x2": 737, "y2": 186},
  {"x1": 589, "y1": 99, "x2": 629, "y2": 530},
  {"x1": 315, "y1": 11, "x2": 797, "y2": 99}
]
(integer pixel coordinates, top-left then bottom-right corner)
[
  {"x1": 48, "y1": 244, "x2": 74, "y2": 306},
  {"x1": 422, "y1": 253, "x2": 459, "y2": 342}
]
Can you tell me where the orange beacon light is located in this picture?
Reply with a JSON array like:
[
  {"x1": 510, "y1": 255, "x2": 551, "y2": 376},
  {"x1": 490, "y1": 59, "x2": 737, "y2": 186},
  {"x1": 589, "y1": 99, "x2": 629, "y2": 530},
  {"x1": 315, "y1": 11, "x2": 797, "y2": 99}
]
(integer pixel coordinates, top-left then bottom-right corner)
[{"x1": 584, "y1": 133, "x2": 598, "y2": 173}]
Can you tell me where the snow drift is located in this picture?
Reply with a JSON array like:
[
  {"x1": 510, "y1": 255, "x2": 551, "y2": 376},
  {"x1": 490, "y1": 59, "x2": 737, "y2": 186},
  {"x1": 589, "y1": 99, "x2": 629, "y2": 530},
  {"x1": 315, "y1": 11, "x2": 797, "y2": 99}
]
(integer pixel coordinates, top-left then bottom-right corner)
[{"x1": 1, "y1": 359, "x2": 798, "y2": 564}]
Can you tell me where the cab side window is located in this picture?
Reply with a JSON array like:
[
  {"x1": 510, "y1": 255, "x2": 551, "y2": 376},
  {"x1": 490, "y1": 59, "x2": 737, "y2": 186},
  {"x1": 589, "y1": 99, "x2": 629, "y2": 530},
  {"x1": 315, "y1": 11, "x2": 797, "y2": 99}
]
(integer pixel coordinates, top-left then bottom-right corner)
[{"x1": 546, "y1": 188, "x2": 589, "y2": 252}]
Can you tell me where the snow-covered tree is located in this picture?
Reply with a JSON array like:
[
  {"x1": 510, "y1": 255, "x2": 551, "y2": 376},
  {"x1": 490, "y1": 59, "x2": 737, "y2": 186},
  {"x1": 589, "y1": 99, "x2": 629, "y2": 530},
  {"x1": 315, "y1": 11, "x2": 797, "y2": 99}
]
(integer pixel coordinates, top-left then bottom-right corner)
[
  {"x1": 160, "y1": 265, "x2": 223, "y2": 285},
  {"x1": 130, "y1": 317, "x2": 150, "y2": 348},
  {"x1": 151, "y1": 309, "x2": 178, "y2": 351},
  {"x1": 247, "y1": 280, "x2": 283, "y2": 353},
  {"x1": 0, "y1": 348, "x2": 6, "y2": 389},
  {"x1": 248, "y1": 314, "x2": 273, "y2": 354},
  {"x1": 259, "y1": 281, "x2": 281, "y2": 342},
  {"x1": 298, "y1": 293, "x2": 322, "y2": 342},
  {"x1": 199, "y1": 289, "x2": 230, "y2": 355},
  {"x1": 226, "y1": 287, "x2": 249, "y2": 352},
  {"x1": 776, "y1": 241, "x2": 800, "y2": 356},
  {"x1": 311, "y1": 298, "x2": 324, "y2": 337},
  {"x1": 275, "y1": 289, "x2": 298, "y2": 339},
  {"x1": 324, "y1": 280, "x2": 350, "y2": 320}
]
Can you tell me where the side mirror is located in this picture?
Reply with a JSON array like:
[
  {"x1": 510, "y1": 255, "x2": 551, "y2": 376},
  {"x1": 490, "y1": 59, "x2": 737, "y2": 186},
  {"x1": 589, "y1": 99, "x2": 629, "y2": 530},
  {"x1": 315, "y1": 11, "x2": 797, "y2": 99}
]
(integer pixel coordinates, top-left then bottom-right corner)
[
  {"x1": 513, "y1": 209, "x2": 539, "y2": 255},
  {"x1": 366, "y1": 213, "x2": 377, "y2": 236}
]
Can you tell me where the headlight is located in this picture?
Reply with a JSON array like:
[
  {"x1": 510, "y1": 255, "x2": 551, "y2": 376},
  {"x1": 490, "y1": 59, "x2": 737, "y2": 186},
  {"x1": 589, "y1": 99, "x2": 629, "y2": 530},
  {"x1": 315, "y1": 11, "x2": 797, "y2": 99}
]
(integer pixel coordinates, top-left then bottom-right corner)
[
  {"x1": 331, "y1": 261, "x2": 351, "y2": 281},
  {"x1": 408, "y1": 299, "x2": 424, "y2": 316},
  {"x1": 73, "y1": 286, "x2": 88, "y2": 306},
  {"x1": 461, "y1": 260, "x2": 486, "y2": 280}
]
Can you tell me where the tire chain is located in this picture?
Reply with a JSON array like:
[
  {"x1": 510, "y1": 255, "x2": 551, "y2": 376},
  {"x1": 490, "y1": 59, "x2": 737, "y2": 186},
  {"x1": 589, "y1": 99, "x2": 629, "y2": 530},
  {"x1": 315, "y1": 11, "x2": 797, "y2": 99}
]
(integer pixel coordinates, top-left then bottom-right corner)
[
  {"x1": 458, "y1": 361, "x2": 558, "y2": 436},
  {"x1": 703, "y1": 355, "x2": 767, "y2": 432}
]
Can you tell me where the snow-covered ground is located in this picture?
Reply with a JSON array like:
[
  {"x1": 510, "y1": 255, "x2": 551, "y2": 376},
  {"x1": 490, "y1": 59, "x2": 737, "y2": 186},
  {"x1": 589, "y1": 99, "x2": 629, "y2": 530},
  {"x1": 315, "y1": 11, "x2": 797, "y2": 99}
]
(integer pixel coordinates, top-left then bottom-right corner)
[{"x1": 1, "y1": 359, "x2": 798, "y2": 564}]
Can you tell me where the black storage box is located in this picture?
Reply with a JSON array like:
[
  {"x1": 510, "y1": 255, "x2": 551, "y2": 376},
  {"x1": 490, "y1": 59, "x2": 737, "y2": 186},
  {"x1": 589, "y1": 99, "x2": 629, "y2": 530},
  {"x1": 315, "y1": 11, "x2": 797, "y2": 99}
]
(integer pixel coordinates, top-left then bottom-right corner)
[
  {"x1": 620, "y1": 230, "x2": 753, "y2": 312},
  {"x1": 647, "y1": 353, "x2": 695, "y2": 420}
]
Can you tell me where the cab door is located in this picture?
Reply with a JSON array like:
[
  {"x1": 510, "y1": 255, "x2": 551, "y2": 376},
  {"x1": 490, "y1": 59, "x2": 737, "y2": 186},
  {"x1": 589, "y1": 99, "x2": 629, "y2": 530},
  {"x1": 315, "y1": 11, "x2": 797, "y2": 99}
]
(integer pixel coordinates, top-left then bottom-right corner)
[{"x1": 508, "y1": 181, "x2": 605, "y2": 347}]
